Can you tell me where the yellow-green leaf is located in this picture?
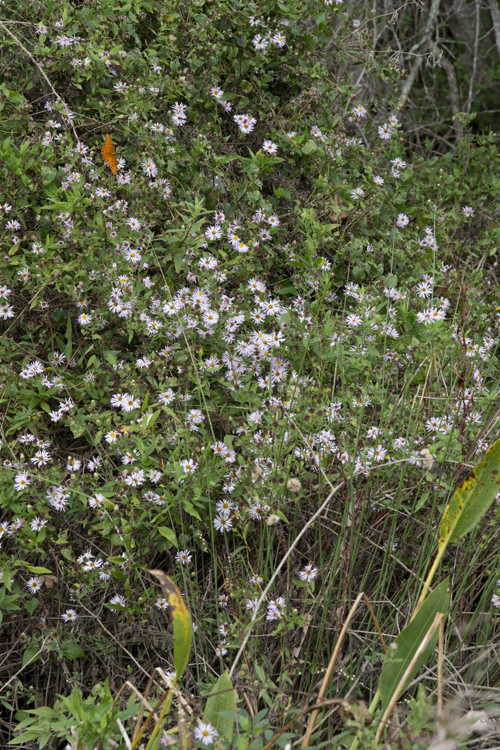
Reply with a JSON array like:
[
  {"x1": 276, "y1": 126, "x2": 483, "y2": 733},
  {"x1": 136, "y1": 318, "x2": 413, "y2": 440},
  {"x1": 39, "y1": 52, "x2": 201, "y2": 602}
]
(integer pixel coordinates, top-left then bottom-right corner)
[
  {"x1": 149, "y1": 570, "x2": 192, "y2": 679},
  {"x1": 158, "y1": 526, "x2": 178, "y2": 547},
  {"x1": 417, "y1": 438, "x2": 500, "y2": 608},
  {"x1": 441, "y1": 438, "x2": 500, "y2": 543},
  {"x1": 21, "y1": 564, "x2": 52, "y2": 575}
]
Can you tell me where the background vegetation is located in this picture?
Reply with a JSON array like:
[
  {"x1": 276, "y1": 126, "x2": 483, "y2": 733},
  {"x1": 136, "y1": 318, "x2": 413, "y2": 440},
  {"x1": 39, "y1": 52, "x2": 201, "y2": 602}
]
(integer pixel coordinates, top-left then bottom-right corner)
[{"x1": 2, "y1": 0, "x2": 500, "y2": 746}]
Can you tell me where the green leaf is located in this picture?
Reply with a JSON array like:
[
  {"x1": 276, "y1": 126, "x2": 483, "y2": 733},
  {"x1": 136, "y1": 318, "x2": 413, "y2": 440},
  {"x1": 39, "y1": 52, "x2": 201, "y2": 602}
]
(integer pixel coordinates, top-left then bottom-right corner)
[
  {"x1": 61, "y1": 688, "x2": 85, "y2": 721},
  {"x1": 203, "y1": 670, "x2": 236, "y2": 740},
  {"x1": 378, "y1": 579, "x2": 449, "y2": 710},
  {"x1": 21, "y1": 564, "x2": 53, "y2": 574},
  {"x1": 353, "y1": 266, "x2": 365, "y2": 282},
  {"x1": 22, "y1": 639, "x2": 41, "y2": 668},
  {"x1": 149, "y1": 571, "x2": 192, "y2": 679},
  {"x1": 418, "y1": 438, "x2": 500, "y2": 606},
  {"x1": 158, "y1": 526, "x2": 178, "y2": 547},
  {"x1": 24, "y1": 598, "x2": 39, "y2": 615},
  {"x1": 174, "y1": 251, "x2": 183, "y2": 272},
  {"x1": 302, "y1": 140, "x2": 317, "y2": 154},
  {"x1": 1, "y1": 87, "x2": 27, "y2": 106},
  {"x1": 9, "y1": 732, "x2": 40, "y2": 745},
  {"x1": 64, "y1": 314, "x2": 72, "y2": 362},
  {"x1": 414, "y1": 492, "x2": 429, "y2": 512},
  {"x1": 182, "y1": 499, "x2": 201, "y2": 521},
  {"x1": 442, "y1": 438, "x2": 500, "y2": 543},
  {"x1": 0, "y1": 587, "x2": 21, "y2": 613},
  {"x1": 87, "y1": 354, "x2": 100, "y2": 369},
  {"x1": 103, "y1": 350, "x2": 119, "y2": 365},
  {"x1": 61, "y1": 641, "x2": 86, "y2": 660},
  {"x1": 146, "y1": 409, "x2": 161, "y2": 431}
]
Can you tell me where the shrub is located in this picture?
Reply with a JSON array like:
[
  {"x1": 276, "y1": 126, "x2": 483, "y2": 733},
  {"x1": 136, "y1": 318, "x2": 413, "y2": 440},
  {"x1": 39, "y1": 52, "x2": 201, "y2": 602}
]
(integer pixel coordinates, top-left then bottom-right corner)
[{"x1": 2, "y1": 0, "x2": 500, "y2": 746}]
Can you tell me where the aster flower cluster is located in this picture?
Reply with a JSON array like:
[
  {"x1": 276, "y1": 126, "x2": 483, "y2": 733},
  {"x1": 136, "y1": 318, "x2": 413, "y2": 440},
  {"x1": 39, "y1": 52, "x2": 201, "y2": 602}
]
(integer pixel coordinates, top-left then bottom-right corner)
[{"x1": 0, "y1": 0, "x2": 499, "y2": 723}]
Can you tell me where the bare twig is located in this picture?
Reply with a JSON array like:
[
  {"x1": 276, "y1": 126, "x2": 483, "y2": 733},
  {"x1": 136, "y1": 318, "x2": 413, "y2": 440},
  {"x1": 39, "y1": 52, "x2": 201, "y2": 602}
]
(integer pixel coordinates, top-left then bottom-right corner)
[
  {"x1": 374, "y1": 613, "x2": 445, "y2": 744},
  {"x1": 396, "y1": 0, "x2": 442, "y2": 110},
  {"x1": 228, "y1": 478, "x2": 346, "y2": 680},
  {"x1": 78, "y1": 601, "x2": 164, "y2": 686},
  {"x1": 0, "y1": 637, "x2": 50, "y2": 695},
  {"x1": 467, "y1": 0, "x2": 481, "y2": 115},
  {"x1": 435, "y1": 45, "x2": 464, "y2": 144},
  {"x1": 0, "y1": 20, "x2": 79, "y2": 141},
  {"x1": 263, "y1": 698, "x2": 368, "y2": 750},
  {"x1": 489, "y1": 0, "x2": 500, "y2": 61},
  {"x1": 116, "y1": 719, "x2": 133, "y2": 750},
  {"x1": 302, "y1": 592, "x2": 387, "y2": 747}
]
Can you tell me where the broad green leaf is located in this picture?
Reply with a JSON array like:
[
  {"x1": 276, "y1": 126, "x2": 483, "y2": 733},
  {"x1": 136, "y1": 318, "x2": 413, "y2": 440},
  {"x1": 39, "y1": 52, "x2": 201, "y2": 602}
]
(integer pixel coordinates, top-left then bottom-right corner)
[
  {"x1": 22, "y1": 639, "x2": 41, "y2": 668},
  {"x1": 302, "y1": 140, "x2": 317, "y2": 154},
  {"x1": 181, "y1": 499, "x2": 201, "y2": 521},
  {"x1": 24, "y1": 598, "x2": 38, "y2": 615},
  {"x1": 103, "y1": 350, "x2": 119, "y2": 364},
  {"x1": 61, "y1": 688, "x2": 85, "y2": 721},
  {"x1": 149, "y1": 570, "x2": 192, "y2": 679},
  {"x1": 145, "y1": 409, "x2": 161, "y2": 431},
  {"x1": 418, "y1": 438, "x2": 500, "y2": 606},
  {"x1": 61, "y1": 641, "x2": 86, "y2": 660},
  {"x1": 158, "y1": 526, "x2": 178, "y2": 547},
  {"x1": 442, "y1": 438, "x2": 500, "y2": 543},
  {"x1": 0, "y1": 587, "x2": 21, "y2": 612},
  {"x1": 203, "y1": 670, "x2": 236, "y2": 740},
  {"x1": 1, "y1": 88, "x2": 27, "y2": 106},
  {"x1": 378, "y1": 578, "x2": 449, "y2": 710},
  {"x1": 21, "y1": 564, "x2": 52, "y2": 574},
  {"x1": 9, "y1": 732, "x2": 40, "y2": 745}
]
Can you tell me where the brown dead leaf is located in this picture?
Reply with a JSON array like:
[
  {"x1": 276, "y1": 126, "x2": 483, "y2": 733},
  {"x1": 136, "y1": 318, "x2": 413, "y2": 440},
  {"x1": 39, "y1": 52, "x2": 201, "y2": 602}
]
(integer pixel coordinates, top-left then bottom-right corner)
[{"x1": 39, "y1": 575, "x2": 58, "y2": 589}]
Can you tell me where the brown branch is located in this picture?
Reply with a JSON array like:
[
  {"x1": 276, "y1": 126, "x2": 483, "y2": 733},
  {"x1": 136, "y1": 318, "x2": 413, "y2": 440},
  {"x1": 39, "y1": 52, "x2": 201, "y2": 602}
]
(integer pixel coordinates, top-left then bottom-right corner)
[
  {"x1": 396, "y1": 0, "x2": 442, "y2": 110},
  {"x1": 435, "y1": 46, "x2": 464, "y2": 144},
  {"x1": 489, "y1": 0, "x2": 500, "y2": 61}
]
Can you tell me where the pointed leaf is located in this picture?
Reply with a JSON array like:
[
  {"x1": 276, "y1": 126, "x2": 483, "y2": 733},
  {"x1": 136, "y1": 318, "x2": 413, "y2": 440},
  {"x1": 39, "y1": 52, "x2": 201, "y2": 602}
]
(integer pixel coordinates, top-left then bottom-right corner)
[
  {"x1": 22, "y1": 639, "x2": 41, "y2": 668},
  {"x1": 379, "y1": 578, "x2": 449, "y2": 710},
  {"x1": 149, "y1": 570, "x2": 192, "y2": 679},
  {"x1": 21, "y1": 564, "x2": 53, "y2": 575},
  {"x1": 61, "y1": 641, "x2": 86, "y2": 660},
  {"x1": 24, "y1": 598, "x2": 39, "y2": 615},
  {"x1": 64, "y1": 315, "x2": 72, "y2": 362},
  {"x1": 203, "y1": 670, "x2": 236, "y2": 740},
  {"x1": 146, "y1": 409, "x2": 161, "y2": 431},
  {"x1": 417, "y1": 438, "x2": 500, "y2": 608},
  {"x1": 441, "y1": 438, "x2": 500, "y2": 544},
  {"x1": 158, "y1": 526, "x2": 178, "y2": 547}
]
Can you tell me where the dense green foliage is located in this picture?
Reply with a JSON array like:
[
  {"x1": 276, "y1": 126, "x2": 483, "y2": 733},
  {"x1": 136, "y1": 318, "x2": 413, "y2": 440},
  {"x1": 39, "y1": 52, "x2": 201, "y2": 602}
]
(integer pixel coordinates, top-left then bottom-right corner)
[{"x1": 2, "y1": 0, "x2": 500, "y2": 746}]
